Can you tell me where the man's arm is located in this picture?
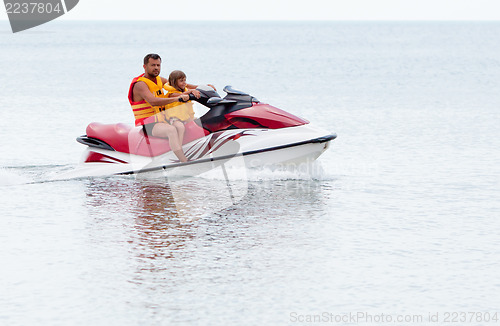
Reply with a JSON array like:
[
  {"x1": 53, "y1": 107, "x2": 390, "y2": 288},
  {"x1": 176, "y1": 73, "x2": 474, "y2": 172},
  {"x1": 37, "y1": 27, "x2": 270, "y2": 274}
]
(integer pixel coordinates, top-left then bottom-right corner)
[
  {"x1": 161, "y1": 78, "x2": 199, "y2": 90},
  {"x1": 134, "y1": 81, "x2": 188, "y2": 106},
  {"x1": 187, "y1": 83, "x2": 217, "y2": 91}
]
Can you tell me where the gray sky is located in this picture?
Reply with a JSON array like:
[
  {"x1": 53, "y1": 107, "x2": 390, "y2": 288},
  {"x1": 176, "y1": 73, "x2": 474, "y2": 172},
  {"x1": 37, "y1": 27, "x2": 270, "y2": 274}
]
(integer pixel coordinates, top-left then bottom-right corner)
[{"x1": 2, "y1": 0, "x2": 500, "y2": 21}]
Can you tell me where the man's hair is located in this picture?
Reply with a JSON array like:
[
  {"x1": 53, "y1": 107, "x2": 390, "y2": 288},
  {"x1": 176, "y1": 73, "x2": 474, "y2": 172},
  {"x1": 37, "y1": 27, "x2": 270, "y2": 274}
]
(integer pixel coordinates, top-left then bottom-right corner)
[{"x1": 144, "y1": 53, "x2": 161, "y2": 65}]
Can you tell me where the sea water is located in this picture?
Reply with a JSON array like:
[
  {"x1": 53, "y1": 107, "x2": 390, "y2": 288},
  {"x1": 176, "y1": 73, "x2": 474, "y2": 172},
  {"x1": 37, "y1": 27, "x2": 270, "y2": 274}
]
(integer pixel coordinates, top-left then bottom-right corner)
[{"x1": 1, "y1": 21, "x2": 500, "y2": 325}]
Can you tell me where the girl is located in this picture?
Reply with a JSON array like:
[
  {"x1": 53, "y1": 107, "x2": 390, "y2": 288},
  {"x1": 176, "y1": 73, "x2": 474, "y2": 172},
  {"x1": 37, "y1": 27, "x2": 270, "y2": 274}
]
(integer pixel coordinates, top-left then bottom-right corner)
[{"x1": 162, "y1": 70, "x2": 197, "y2": 147}]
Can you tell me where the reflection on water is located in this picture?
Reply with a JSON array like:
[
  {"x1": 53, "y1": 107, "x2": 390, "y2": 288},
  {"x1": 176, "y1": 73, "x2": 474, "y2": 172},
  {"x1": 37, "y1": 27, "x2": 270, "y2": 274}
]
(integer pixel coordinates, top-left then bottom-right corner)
[
  {"x1": 79, "y1": 175, "x2": 330, "y2": 325},
  {"x1": 84, "y1": 174, "x2": 327, "y2": 244},
  {"x1": 85, "y1": 177, "x2": 194, "y2": 259},
  {"x1": 83, "y1": 175, "x2": 328, "y2": 265}
]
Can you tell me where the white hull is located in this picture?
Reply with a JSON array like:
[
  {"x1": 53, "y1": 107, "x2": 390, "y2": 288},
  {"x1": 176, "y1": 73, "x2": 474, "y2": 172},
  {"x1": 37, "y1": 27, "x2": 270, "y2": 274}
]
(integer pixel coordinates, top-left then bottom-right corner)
[{"x1": 58, "y1": 124, "x2": 335, "y2": 180}]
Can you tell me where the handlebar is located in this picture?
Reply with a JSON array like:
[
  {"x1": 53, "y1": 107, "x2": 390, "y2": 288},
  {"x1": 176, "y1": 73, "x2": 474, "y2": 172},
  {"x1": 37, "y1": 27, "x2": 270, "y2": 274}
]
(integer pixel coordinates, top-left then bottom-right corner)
[{"x1": 178, "y1": 93, "x2": 197, "y2": 103}]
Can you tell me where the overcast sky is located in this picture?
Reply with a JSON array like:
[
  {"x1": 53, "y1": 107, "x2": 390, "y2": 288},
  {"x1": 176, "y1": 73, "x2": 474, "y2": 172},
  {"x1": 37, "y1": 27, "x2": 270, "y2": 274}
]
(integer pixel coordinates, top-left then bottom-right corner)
[{"x1": 2, "y1": 0, "x2": 500, "y2": 21}]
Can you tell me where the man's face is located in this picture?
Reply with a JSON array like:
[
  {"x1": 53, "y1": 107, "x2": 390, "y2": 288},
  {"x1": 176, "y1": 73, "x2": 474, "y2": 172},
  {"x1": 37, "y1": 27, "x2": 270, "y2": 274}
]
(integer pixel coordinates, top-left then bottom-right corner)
[{"x1": 144, "y1": 58, "x2": 161, "y2": 77}]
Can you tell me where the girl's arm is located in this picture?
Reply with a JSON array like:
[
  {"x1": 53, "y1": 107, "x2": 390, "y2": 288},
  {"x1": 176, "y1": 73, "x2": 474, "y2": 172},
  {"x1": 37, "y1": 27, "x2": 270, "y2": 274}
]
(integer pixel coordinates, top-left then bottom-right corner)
[
  {"x1": 168, "y1": 89, "x2": 199, "y2": 99},
  {"x1": 167, "y1": 91, "x2": 182, "y2": 98}
]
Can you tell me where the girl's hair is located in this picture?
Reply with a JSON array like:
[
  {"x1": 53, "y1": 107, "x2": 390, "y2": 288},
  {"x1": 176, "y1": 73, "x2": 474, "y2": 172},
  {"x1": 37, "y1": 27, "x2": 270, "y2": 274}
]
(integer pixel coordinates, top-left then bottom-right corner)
[{"x1": 168, "y1": 70, "x2": 187, "y2": 92}]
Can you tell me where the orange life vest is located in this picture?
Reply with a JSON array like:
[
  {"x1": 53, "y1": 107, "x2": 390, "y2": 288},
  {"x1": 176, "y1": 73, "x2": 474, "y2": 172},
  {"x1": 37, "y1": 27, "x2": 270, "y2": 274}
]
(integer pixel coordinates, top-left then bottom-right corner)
[{"x1": 128, "y1": 74, "x2": 168, "y2": 126}]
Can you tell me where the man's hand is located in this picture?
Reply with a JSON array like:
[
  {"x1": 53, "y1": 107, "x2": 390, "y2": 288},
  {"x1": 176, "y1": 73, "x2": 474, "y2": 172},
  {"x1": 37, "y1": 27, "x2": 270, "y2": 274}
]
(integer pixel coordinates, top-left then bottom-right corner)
[{"x1": 179, "y1": 94, "x2": 190, "y2": 102}]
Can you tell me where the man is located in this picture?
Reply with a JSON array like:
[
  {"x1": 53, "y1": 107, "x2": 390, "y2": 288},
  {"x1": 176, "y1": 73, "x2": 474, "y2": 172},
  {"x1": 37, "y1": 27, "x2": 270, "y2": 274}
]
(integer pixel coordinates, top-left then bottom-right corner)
[{"x1": 128, "y1": 53, "x2": 202, "y2": 163}]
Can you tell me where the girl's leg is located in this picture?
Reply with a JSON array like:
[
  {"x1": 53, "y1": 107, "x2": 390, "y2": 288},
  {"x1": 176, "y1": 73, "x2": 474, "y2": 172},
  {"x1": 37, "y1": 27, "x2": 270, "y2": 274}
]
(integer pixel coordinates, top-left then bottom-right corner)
[
  {"x1": 152, "y1": 122, "x2": 188, "y2": 162},
  {"x1": 172, "y1": 120, "x2": 186, "y2": 146}
]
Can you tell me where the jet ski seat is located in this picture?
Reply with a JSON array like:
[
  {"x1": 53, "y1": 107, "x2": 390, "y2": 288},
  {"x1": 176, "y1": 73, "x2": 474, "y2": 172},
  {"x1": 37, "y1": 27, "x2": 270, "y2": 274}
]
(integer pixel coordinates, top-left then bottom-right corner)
[{"x1": 85, "y1": 121, "x2": 207, "y2": 157}]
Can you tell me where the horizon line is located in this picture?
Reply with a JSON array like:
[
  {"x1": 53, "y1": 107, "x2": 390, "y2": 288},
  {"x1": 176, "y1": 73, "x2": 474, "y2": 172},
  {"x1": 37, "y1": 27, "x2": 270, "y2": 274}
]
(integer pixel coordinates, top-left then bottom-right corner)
[{"x1": 2, "y1": 18, "x2": 500, "y2": 22}]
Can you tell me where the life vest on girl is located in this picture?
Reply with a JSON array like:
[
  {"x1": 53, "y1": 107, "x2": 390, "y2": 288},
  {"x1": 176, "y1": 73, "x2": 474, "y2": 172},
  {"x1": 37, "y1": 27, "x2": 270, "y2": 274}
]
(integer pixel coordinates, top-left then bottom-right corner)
[
  {"x1": 163, "y1": 84, "x2": 195, "y2": 122},
  {"x1": 128, "y1": 74, "x2": 168, "y2": 126}
]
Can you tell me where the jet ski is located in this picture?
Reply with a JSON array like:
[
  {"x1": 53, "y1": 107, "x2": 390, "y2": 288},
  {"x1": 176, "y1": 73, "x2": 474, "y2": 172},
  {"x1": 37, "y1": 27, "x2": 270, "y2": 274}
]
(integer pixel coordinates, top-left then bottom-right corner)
[{"x1": 69, "y1": 85, "x2": 336, "y2": 178}]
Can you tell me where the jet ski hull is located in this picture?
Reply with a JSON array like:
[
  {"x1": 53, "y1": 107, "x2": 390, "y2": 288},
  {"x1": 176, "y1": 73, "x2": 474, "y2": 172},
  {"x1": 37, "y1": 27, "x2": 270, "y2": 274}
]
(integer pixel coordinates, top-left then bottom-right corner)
[{"x1": 63, "y1": 124, "x2": 335, "y2": 179}]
